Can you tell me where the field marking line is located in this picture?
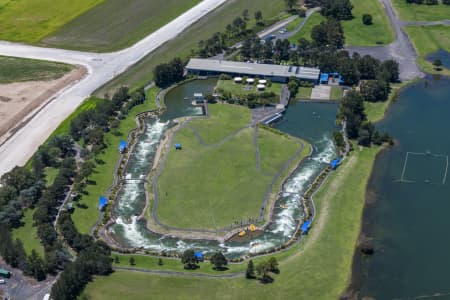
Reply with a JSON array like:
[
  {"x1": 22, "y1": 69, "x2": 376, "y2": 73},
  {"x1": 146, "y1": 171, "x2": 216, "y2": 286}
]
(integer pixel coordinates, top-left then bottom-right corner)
[
  {"x1": 443, "y1": 156, "x2": 448, "y2": 185},
  {"x1": 400, "y1": 152, "x2": 409, "y2": 182}
]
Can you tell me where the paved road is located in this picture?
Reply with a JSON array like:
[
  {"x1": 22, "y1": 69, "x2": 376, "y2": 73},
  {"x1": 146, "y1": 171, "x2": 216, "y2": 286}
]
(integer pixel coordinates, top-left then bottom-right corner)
[
  {"x1": 346, "y1": 0, "x2": 425, "y2": 81},
  {"x1": 0, "y1": 0, "x2": 228, "y2": 177}
]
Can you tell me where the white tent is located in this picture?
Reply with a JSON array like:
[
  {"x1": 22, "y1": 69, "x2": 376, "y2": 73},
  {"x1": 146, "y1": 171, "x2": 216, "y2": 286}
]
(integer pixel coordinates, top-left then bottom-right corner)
[
  {"x1": 257, "y1": 84, "x2": 266, "y2": 90},
  {"x1": 234, "y1": 77, "x2": 243, "y2": 83},
  {"x1": 258, "y1": 79, "x2": 267, "y2": 84},
  {"x1": 246, "y1": 78, "x2": 255, "y2": 84}
]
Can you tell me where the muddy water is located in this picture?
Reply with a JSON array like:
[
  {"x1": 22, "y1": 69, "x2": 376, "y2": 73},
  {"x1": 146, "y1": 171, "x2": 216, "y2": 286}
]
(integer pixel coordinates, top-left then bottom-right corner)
[
  {"x1": 357, "y1": 77, "x2": 450, "y2": 299},
  {"x1": 108, "y1": 79, "x2": 338, "y2": 258}
]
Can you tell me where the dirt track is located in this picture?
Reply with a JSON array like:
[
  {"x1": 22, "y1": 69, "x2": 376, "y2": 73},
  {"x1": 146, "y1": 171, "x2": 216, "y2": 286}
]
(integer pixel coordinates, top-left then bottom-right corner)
[{"x1": 0, "y1": 66, "x2": 86, "y2": 144}]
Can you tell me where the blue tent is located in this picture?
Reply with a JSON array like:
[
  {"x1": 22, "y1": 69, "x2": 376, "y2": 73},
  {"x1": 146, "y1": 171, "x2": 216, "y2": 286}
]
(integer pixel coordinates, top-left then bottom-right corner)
[
  {"x1": 301, "y1": 219, "x2": 312, "y2": 233},
  {"x1": 98, "y1": 196, "x2": 108, "y2": 211},
  {"x1": 175, "y1": 143, "x2": 182, "y2": 150},
  {"x1": 331, "y1": 158, "x2": 341, "y2": 170},
  {"x1": 320, "y1": 73, "x2": 329, "y2": 84},
  {"x1": 195, "y1": 251, "x2": 204, "y2": 261},
  {"x1": 119, "y1": 140, "x2": 127, "y2": 153}
]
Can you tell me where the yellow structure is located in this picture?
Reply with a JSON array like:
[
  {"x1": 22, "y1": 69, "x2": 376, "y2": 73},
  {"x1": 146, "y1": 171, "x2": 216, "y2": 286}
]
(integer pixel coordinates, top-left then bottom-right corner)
[{"x1": 249, "y1": 224, "x2": 256, "y2": 232}]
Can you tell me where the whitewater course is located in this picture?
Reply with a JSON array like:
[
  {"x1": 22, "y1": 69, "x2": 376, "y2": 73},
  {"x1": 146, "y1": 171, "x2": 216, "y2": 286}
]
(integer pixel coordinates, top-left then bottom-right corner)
[{"x1": 98, "y1": 79, "x2": 338, "y2": 259}]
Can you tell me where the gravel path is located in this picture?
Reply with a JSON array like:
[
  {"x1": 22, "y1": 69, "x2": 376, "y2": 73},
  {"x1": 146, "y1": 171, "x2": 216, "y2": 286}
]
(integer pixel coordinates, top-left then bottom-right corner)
[{"x1": 114, "y1": 266, "x2": 244, "y2": 278}]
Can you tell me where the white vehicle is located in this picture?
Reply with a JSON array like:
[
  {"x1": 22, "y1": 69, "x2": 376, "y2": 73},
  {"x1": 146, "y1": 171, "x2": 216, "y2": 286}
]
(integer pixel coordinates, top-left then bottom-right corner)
[{"x1": 0, "y1": 279, "x2": 5, "y2": 284}]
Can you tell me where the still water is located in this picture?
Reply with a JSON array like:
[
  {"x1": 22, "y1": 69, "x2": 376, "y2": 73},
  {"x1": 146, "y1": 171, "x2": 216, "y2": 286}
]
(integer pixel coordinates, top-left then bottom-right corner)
[
  {"x1": 360, "y1": 77, "x2": 450, "y2": 299},
  {"x1": 427, "y1": 49, "x2": 450, "y2": 70},
  {"x1": 108, "y1": 79, "x2": 338, "y2": 258}
]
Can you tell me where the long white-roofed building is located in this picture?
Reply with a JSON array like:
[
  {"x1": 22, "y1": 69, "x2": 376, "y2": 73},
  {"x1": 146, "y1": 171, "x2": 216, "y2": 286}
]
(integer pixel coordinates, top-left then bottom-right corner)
[{"x1": 186, "y1": 58, "x2": 320, "y2": 83}]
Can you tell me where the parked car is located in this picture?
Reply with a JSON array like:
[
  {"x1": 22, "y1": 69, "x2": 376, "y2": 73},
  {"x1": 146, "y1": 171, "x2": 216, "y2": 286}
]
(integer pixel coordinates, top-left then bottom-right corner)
[{"x1": 0, "y1": 279, "x2": 6, "y2": 284}]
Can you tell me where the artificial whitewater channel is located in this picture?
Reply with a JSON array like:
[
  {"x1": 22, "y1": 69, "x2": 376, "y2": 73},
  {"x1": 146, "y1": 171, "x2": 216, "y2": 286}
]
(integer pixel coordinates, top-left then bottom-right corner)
[{"x1": 107, "y1": 79, "x2": 338, "y2": 258}]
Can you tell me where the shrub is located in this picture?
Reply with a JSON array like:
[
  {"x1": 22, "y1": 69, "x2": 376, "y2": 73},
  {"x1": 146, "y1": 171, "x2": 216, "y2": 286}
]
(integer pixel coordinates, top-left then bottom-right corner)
[{"x1": 362, "y1": 14, "x2": 373, "y2": 25}]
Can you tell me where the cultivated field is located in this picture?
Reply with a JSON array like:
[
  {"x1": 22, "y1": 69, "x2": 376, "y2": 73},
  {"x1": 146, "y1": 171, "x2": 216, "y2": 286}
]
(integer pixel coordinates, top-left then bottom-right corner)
[
  {"x1": 41, "y1": 0, "x2": 201, "y2": 52},
  {"x1": 391, "y1": 0, "x2": 450, "y2": 21},
  {"x1": 95, "y1": 0, "x2": 287, "y2": 96},
  {"x1": 82, "y1": 146, "x2": 381, "y2": 300},
  {"x1": 156, "y1": 104, "x2": 300, "y2": 229},
  {"x1": 0, "y1": 0, "x2": 103, "y2": 43}
]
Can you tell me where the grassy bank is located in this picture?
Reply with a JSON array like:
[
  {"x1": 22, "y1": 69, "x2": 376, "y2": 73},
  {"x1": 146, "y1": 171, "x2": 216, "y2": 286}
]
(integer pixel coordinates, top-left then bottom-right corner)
[
  {"x1": 404, "y1": 25, "x2": 450, "y2": 75},
  {"x1": 156, "y1": 104, "x2": 300, "y2": 230},
  {"x1": 94, "y1": 0, "x2": 286, "y2": 96},
  {"x1": 391, "y1": 0, "x2": 450, "y2": 21},
  {"x1": 0, "y1": 0, "x2": 103, "y2": 43},
  {"x1": 83, "y1": 146, "x2": 381, "y2": 299},
  {"x1": 0, "y1": 56, "x2": 72, "y2": 83},
  {"x1": 40, "y1": 0, "x2": 201, "y2": 52},
  {"x1": 12, "y1": 210, "x2": 45, "y2": 257}
]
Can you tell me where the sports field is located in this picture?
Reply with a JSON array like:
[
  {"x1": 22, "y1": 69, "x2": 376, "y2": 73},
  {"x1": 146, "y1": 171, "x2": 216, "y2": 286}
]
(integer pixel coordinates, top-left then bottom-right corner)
[
  {"x1": 0, "y1": 0, "x2": 103, "y2": 43},
  {"x1": 83, "y1": 146, "x2": 381, "y2": 300},
  {"x1": 404, "y1": 25, "x2": 450, "y2": 75},
  {"x1": 156, "y1": 104, "x2": 301, "y2": 229},
  {"x1": 391, "y1": 0, "x2": 450, "y2": 21},
  {"x1": 95, "y1": 0, "x2": 286, "y2": 96},
  {"x1": 0, "y1": 56, "x2": 72, "y2": 83},
  {"x1": 41, "y1": 0, "x2": 201, "y2": 52}
]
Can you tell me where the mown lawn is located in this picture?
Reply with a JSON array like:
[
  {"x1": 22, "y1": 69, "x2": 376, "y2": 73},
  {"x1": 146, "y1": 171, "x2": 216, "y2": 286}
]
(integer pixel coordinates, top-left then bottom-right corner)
[
  {"x1": 0, "y1": 56, "x2": 72, "y2": 83},
  {"x1": 342, "y1": 0, "x2": 394, "y2": 46},
  {"x1": 286, "y1": 16, "x2": 305, "y2": 32},
  {"x1": 156, "y1": 104, "x2": 300, "y2": 230},
  {"x1": 95, "y1": 0, "x2": 287, "y2": 96},
  {"x1": 0, "y1": 0, "x2": 103, "y2": 43},
  {"x1": 12, "y1": 210, "x2": 45, "y2": 257},
  {"x1": 297, "y1": 87, "x2": 312, "y2": 99},
  {"x1": 330, "y1": 86, "x2": 343, "y2": 100},
  {"x1": 288, "y1": 12, "x2": 326, "y2": 43},
  {"x1": 44, "y1": 167, "x2": 59, "y2": 187},
  {"x1": 391, "y1": 0, "x2": 450, "y2": 21},
  {"x1": 40, "y1": 0, "x2": 201, "y2": 52},
  {"x1": 83, "y1": 146, "x2": 381, "y2": 300},
  {"x1": 404, "y1": 25, "x2": 450, "y2": 75}
]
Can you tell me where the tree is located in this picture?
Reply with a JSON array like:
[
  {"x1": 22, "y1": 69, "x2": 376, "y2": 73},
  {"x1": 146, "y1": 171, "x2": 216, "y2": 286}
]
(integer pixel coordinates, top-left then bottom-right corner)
[
  {"x1": 181, "y1": 249, "x2": 198, "y2": 270},
  {"x1": 246, "y1": 259, "x2": 255, "y2": 279},
  {"x1": 153, "y1": 57, "x2": 185, "y2": 87},
  {"x1": 433, "y1": 59, "x2": 442, "y2": 70},
  {"x1": 26, "y1": 250, "x2": 46, "y2": 281},
  {"x1": 267, "y1": 257, "x2": 279, "y2": 274},
  {"x1": 284, "y1": 0, "x2": 297, "y2": 11},
  {"x1": 256, "y1": 261, "x2": 273, "y2": 283},
  {"x1": 242, "y1": 9, "x2": 249, "y2": 21},
  {"x1": 129, "y1": 257, "x2": 135, "y2": 266},
  {"x1": 362, "y1": 14, "x2": 373, "y2": 25},
  {"x1": 338, "y1": 91, "x2": 367, "y2": 139},
  {"x1": 311, "y1": 19, "x2": 345, "y2": 50},
  {"x1": 114, "y1": 256, "x2": 120, "y2": 264},
  {"x1": 321, "y1": 0, "x2": 354, "y2": 20},
  {"x1": 443, "y1": 0, "x2": 450, "y2": 5},
  {"x1": 254, "y1": 10, "x2": 264, "y2": 25},
  {"x1": 158, "y1": 258, "x2": 163, "y2": 266},
  {"x1": 210, "y1": 252, "x2": 228, "y2": 270},
  {"x1": 379, "y1": 59, "x2": 400, "y2": 83}
]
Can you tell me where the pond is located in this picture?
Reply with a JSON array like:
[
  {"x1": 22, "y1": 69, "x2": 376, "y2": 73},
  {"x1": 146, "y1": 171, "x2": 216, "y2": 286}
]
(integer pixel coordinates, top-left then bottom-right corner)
[
  {"x1": 426, "y1": 49, "x2": 450, "y2": 70},
  {"x1": 108, "y1": 79, "x2": 338, "y2": 258},
  {"x1": 357, "y1": 76, "x2": 450, "y2": 299}
]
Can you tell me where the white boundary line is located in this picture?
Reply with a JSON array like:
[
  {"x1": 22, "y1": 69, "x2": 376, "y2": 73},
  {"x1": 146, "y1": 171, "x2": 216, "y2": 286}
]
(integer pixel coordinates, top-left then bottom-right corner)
[{"x1": 400, "y1": 151, "x2": 449, "y2": 185}]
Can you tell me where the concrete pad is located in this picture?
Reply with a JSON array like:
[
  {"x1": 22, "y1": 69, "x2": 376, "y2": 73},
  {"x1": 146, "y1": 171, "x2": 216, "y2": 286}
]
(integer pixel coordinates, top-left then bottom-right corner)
[{"x1": 311, "y1": 85, "x2": 331, "y2": 100}]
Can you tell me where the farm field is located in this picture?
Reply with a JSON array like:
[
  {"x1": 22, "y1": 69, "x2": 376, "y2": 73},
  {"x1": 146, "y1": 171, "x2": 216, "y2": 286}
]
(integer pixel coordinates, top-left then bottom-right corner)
[
  {"x1": 404, "y1": 25, "x2": 450, "y2": 75},
  {"x1": 94, "y1": 0, "x2": 287, "y2": 96},
  {"x1": 0, "y1": 0, "x2": 103, "y2": 43},
  {"x1": 391, "y1": 0, "x2": 450, "y2": 21},
  {"x1": 0, "y1": 56, "x2": 72, "y2": 84},
  {"x1": 41, "y1": 0, "x2": 201, "y2": 52},
  {"x1": 156, "y1": 104, "x2": 301, "y2": 229},
  {"x1": 83, "y1": 146, "x2": 380, "y2": 300}
]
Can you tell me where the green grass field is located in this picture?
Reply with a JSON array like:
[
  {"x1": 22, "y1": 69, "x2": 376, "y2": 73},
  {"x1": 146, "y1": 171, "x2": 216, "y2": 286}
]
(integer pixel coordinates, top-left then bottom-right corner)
[
  {"x1": 83, "y1": 146, "x2": 381, "y2": 300},
  {"x1": 288, "y1": 12, "x2": 325, "y2": 43},
  {"x1": 44, "y1": 167, "x2": 59, "y2": 187},
  {"x1": 289, "y1": 0, "x2": 394, "y2": 46},
  {"x1": 286, "y1": 16, "x2": 305, "y2": 32},
  {"x1": 330, "y1": 86, "x2": 343, "y2": 100},
  {"x1": 12, "y1": 210, "x2": 44, "y2": 257},
  {"x1": 0, "y1": 56, "x2": 72, "y2": 83},
  {"x1": 342, "y1": 0, "x2": 394, "y2": 46},
  {"x1": 95, "y1": 0, "x2": 286, "y2": 96},
  {"x1": 40, "y1": 0, "x2": 201, "y2": 52},
  {"x1": 404, "y1": 25, "x2": 450, "y2": 75},
  {"x1": 216, "y1": 79, "x2": 282, "y2": 97},
  {"x1": 391, "y1": 0, "x2": 450, "y2": 21},
  {"x1": 156, "y1": 104, "x2": 300, "y2": 229},
  {"x1": 0, "y1": 0, "x2": 103, "y2": 43},
  {"x1": 297, "y1": 87, "x2": 312, "y2": 99}
]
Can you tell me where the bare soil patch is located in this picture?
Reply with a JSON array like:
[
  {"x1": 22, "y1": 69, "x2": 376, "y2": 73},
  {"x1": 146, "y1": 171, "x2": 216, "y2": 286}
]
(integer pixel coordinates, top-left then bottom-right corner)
[{"x1": 0, "y1": 66, "x2": 86, "y2": 144}]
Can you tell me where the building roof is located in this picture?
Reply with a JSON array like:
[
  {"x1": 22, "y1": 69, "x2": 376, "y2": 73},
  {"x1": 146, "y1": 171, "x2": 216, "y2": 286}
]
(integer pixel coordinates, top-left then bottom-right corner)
[{"x1": 186, "y1": 59, "x2": 320, "y2": 81}]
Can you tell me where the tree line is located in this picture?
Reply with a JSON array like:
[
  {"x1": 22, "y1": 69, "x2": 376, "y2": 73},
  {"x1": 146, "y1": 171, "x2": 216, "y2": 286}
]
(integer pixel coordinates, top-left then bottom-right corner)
[{"x1": 406, "y1": 0, "x2": 450, "y2": 5}]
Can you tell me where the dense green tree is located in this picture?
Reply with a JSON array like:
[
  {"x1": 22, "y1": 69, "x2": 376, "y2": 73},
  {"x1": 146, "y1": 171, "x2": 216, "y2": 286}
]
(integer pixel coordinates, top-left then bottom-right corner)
[
  {"x1": 181, "y1": 249, "x2": 199, "y2": 270},
  {"x1": 433, "y1": 59, "x2": 442, "y2": 70},
  {"x1": 256, "y1": 261, "x2": 273, "y2": 283},
  {"x1": 362, "y1": 14, "x2": 373, "y2": 25},
  {"x1": 360, "y1": 80, "x2": 390, "y2": 102},
  {"x1": 158, "y1": 258, "x2": 163, "y2": 266},
  {"x1": 129, "y1": 257, "x2": 135, "y2": 266},
  {"x1": 210, "y1": 252, "x2": 228, "y2": 270},
  {"x1": 267, "y1": 257, "x2": 279, "y2": 274},
  {"x1": 284, "y1": 0, "x2": 297, "y2": 11},
  {"x1": 338, "y1": 91, "x2": 366, "y2": 139},
  {"x1": 321, "y1": 0, "x2": 353, "y2": 20},
  {"x1": 311, "y1": 19, "x2": 345, "y2": 50},
  {"x1": 246, "y1": 259, "x2": 255, "y2": 279},
  {"x1": 153, "y1": 58, "x2": 185, "y2": 87},
  {"x1": 379, "y1": 59, "x2": 400, "y2": 82},
  {"x1": 26, "y1": 250, "x2": 46, "y2": 281}
]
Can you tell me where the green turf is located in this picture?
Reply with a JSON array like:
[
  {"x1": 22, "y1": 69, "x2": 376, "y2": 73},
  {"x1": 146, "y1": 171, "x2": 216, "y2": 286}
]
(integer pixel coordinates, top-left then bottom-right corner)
[
  {"x1": 94, "y1": 0, "x2": 286, "y2": 96},
  {"x1": 297, "y1": 87, "x2": 312, "y2": 99},
  {"x1": 342, "y1": 0, "x2": 394, "y2": 46},
  {"x1": 288, "y1": 12, "x2": 326, "y2": 43},
  {"x1": 330, "y1": 86, "x2": 343, "y2": 100},
  {"x1": 72, "y1": 94, "x2": 158, "y2": 234},
  {"x1": 286, "y1": 16, "x2": 305, "y2": 32},
  {"x1": 404, "y1": 25, "x2": 450, "y2": 75},
  {"x1": 12, "y1": 210, "x2": 44, "y2": 257},
  {"x1": 0, "y1": 56, "x2": 72, "y2": 83},
  {"x1": 215, "y1": 79, "x2": 283, "y2": 102},
  {"x1": 391, "y1": 0, "x2": 450, "y2": 21},
  {"x1": 83, "y1": 146, "x2": 381, "y2": 300},
  {"x1": 0, "y1": 0, "x2": 103, "y2": 43},
  {"x1": 44, "y1": 167, "x2": 59, "y2": 187},
  {"x1": 156, "y1": 104, "x2": 300, "y2": 230},
  {"x1": 40, "y1": 0, "x2": 201, "y2": 52}
]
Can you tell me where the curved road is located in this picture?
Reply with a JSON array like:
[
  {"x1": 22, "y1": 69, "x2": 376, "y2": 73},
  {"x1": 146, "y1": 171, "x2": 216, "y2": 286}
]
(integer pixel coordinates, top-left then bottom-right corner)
[{"x1": 0, "y1": 0, "x2": 229, "y2": 177}]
